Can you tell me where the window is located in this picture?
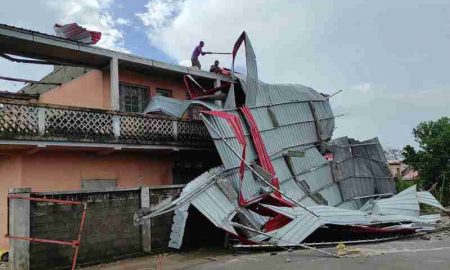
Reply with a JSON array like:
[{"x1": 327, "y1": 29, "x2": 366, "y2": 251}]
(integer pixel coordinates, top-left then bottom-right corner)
[
  {"x1": 155, "y1": 88, "x2": 173, "y2": 97},
  {"x1": 119, "y1": 83, "x2": 149, "y2": 113}
]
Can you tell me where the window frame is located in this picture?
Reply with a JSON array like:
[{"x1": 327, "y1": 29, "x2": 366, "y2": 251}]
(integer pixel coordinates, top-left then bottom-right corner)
[
  {"x1": 119, "y1": 82, "x2": 150, "y2": 113},
  {"x1": 155, "y1": 88, "x2": 173, "y2": 98}
]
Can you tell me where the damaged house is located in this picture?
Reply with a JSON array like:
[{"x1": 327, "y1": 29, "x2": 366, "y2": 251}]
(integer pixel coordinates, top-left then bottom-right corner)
[
  {"x1": 0, "y1": 23, "x2": 445, "y2": 266},
  {"x1": 135, "y1": 32, "x2": 446, "y2": 250},
  {"x1": 0, "y1": 24, "x2": 227, "y2": 250}
]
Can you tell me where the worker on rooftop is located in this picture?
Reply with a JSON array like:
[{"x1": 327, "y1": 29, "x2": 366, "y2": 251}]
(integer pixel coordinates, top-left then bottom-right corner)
[
  {"x1": 191, "y1": 41, "x2": 209, "y2": 69},
  {"x1": 209, "y1": 60, "x2": 220, "y2": 73}
]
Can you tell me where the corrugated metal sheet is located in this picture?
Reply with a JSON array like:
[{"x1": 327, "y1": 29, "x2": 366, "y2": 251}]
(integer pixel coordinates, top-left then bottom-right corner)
[
  {"x1": 261, "y1": 204, "x2": 370, "y2": 225},
  {"x1": 372, "y1": 186, "x2": 420, "y2": 216},
  {"x1": 144, "y1": 96, "x2": 221, "y2": 118},
  {"x1": 369, "y1": 214, "x2": 442, "y2": 224},
  {"x1": 233, "y1": 32, "x2": 258, "y2": 107},
  {"x1": 191, "y1": 183, "x2": 237, "y2": 234},
  {"x1": 180, "y1": 100, "x2": 222, "y2": 116},
  {"x1": 263, "y1": 212, "x2": 323, "y2": 245},
  {"x1": 167, "y1": 167, "x2": 225, "y2": 248},
  {"x1": 332, "y1": 136, "x2": 396, "y2": 205},
  {"x1": 417, "y1": 191, "x2": 445, "y2": 210},
  {"x1": 144, "y1": 96, "x2": 183, "y2": 117},
  {"x1": 169, "y1": 203, "x2": 190, "y2": 249},
  {"x1": 138, "y1": 32, "x2": 445, "y2": 250}
]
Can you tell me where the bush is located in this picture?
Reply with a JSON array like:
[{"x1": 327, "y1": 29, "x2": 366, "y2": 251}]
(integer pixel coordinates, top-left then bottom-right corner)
[{"x1": 395, "y1": 179, "x2": 417, "y2": 192}]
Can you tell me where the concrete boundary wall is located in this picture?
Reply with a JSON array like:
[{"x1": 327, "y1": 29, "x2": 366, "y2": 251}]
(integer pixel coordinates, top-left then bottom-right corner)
[{"x1": 8, "y1": 185, "x2": 184, "y2": 270}]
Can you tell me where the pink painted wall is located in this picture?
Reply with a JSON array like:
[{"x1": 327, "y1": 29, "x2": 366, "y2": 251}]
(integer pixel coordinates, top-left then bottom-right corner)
[
  {"x1": 0, "y1": 151, "x2": 174, "y2": 248},
  {"x1": 1, "y1": 68, "x2": 190, "y2": 249},
  {"x1": 118, "y1": 70, "x2": 188, "y2": 101},
  {"x1": 40, "y1": 69, "x2": 189, "y2": 110},
  {"x1": 0, "y1": 156, "x2": 23, "y2": 249},
  {"x1": 40, "y1": 70, "x2": 107, "y2": 109}
]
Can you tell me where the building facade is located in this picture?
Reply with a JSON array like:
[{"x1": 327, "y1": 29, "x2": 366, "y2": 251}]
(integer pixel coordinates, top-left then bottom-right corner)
[{"x1": 0, "y1": 24, "x2": 230, "y2": 248}]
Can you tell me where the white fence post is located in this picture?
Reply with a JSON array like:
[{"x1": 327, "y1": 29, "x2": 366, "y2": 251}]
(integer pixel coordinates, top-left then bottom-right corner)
[
  {"x1": 173, "y1": 121, "x2": 178, "y2": 141},
  {"x1": 37, "y1": 108, "x2": 45, "y2": 136},
  {"x1": 112, "y1": 115, "x2": 121, "y2": 139}
]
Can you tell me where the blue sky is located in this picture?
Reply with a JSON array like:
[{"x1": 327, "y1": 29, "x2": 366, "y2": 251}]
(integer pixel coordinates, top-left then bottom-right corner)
[
  {"x1": 109, "y1": 0, "x2": 174, "y2": 62},
  {"x1": 0, "y1": 0, "x2": 449, "y2": 149}
]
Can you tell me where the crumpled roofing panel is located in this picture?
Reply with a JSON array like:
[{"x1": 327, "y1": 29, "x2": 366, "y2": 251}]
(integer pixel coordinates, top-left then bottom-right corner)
[
  {"x1": 261, "y1": 212, "x2": 323, "y2": 245},
  {"x1": 137, "y1": 31, "x2": 445, "y2": 249},
  {"x1": 144, "y1": 96, "x2": 221, "y2": 118},
  {"x1": 417, "y1": 191, "x2": 446, "y2": 211},
  {"x1": 371, "y1": 186, "x2": 420, "y2": 217},
  {"x1": 331, "y1": 136, "x2": 395, "y2": 206},
  {"x1": 262, "y1": 204, "x2": 371, "y2": 225},
  {"x1": 168, "y1": 167, "x2": 224, "y2": 248},
  {"x1": 144, "y1": 95, "x2": 183, "y2": 117}
]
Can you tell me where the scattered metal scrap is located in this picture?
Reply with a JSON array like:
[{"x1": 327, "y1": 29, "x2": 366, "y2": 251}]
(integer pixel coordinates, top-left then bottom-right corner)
[
  {"x1": 135, "y1": 32, "x2": 446, "y2": 254},
  {"x1": 54, "y1": 23, "x2": 101, "y2": 45}
]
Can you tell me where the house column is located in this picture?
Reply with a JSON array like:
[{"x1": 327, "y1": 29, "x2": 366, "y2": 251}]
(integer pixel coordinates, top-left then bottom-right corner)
[
  {"x1": 140, "y1": 186, "x2": 151, "y2": 252},
  {"x1": 9, "y1": 188, "x2": 31, "y2": 270},
  {"x1": 110, "y1": 57, "x2": 120, "y2": 111}
]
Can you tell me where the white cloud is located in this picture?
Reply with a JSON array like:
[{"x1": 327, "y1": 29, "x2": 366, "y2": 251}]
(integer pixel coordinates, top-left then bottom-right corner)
[
  {"x1": 332, "y1": 85, "x2": 450, "y2": 148},
  {"x1": 136, "y1": 0, "x2": 184, "y2": 29},
  {"x1": 116, "y1": 17, "x2": 130, "y2": 26},
  {"x1": 133, "y1": 0, "x2": 450, "y2": 148},
  {"x1": 353, "y1": 83, "x2": 372, "y2": 93},
  {"x1": 136, "y1": 0, "x2": 329, "y2": 84},
  {"x1": 0, "y1": 0, "x2": 129, "y2": 91}
]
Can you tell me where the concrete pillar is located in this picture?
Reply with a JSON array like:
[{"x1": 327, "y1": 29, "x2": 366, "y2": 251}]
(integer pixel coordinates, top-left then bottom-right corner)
[
  {"x1": 172, "y1": 121, "x2": 178, "y2": 141},
  {"x1": 37, "y1": 108, "x2": 45, "y2": 136},
  {"x1": 9, "y1": 188, "x2": 31, "y2": 270},
  {"x1": 140, "y1": 186, "x2": 151, "y2": 253},
  {"x1": 112, "y1": 115, "x2": 121, "y2": 139},
  {"x1": 110, "y1": 57, "x2": 120, "y2": 111}
]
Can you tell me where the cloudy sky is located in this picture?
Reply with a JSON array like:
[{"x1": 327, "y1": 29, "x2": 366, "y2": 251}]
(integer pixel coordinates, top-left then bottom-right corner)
[{"x1": 0, "y1": 0, "x2": 449, "y2": 149}]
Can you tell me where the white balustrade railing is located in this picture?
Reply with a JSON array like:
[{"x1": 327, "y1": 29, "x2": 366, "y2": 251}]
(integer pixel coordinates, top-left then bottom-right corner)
[{"x1": 0, "y1": 100, "x2": 211, "y2": 145}]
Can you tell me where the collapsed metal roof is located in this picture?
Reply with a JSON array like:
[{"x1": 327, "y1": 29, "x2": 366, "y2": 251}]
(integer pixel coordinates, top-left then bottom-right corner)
[{"x1": 134, "y1": 31, "x2": 445, "y2": 251}]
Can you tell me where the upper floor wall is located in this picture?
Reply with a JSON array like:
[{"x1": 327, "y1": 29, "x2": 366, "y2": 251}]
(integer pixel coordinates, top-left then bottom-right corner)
[
  {"x1": 33, "y1": 67, "x2": 194, "y2": 112},
  {"x1": 0, "y1": 23, "x2": 233, "y2": 114}
]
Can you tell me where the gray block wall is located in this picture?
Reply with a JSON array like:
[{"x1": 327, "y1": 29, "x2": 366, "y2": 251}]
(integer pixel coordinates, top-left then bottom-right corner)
[
  {"x1": 149, "y1": 188, "x2": 182, "y2": 250},
  {"x1": 9, "y1": 185, "x2": 183, "y2": 270}
]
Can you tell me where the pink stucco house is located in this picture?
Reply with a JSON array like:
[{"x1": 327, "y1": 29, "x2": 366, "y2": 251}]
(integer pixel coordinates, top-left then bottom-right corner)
[{"x1": 0, "y1": 24, "x2": 232, "y2": 248}]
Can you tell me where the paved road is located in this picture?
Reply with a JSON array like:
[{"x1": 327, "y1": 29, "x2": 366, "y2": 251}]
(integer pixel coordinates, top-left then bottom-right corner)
[
  {"x1": 85, "y1": 230, "x2": 450, "y2": 270},
  {"x1": 195, "y1": 239, "x2": 450, "y2": 270}
]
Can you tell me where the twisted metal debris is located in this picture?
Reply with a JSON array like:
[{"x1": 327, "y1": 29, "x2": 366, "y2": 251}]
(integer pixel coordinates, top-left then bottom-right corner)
[{"x1": 136, "y1": 32, "x2": 445, "y2": 250}]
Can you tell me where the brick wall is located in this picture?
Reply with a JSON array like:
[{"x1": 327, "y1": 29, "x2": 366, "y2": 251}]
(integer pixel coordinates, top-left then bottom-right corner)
[
  {"x1": 149, "y1": 187, "x2": 182, "y2": 250},
  {"x1": 13, "y1": 185, "x2": 184, "y2": 270}
]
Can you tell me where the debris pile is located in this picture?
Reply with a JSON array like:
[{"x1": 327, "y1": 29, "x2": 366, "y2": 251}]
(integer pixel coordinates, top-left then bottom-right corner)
[{"x1": 135, "y1": 32, "x2": 445, "y2": 250}]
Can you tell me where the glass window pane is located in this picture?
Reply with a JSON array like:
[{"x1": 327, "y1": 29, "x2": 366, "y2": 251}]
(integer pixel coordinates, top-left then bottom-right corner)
[{"x1": 119, "y1": 83, "x2": 150, "y2": 113}]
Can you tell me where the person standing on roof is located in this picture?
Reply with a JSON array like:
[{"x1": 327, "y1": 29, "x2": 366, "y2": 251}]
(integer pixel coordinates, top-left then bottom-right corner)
[{"x1": 191, "y1": 41, "x2": 208, "y2": 70}]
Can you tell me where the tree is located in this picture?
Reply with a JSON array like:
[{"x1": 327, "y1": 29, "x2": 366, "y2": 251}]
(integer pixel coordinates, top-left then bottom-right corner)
[
  {"x1": 403, "y1": 117, "x2": 450, "y2": 203},
  {"x1": 383, "y1": 147, "x2": 404, "y2": 161}
]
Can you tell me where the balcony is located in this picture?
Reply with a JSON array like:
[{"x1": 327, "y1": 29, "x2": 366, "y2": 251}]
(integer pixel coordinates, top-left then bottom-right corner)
[{"x1": 0, "y1": 100, "x2": 212, "y2": 150}]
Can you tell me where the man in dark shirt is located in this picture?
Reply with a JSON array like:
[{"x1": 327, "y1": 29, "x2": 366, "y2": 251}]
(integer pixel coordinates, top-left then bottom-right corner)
[
  {"x1": 191, "y1": 41, "x2": 207, "y2": 69},
  {"x1": 210, "y1": 60, "x2": 220, "y2": 73}
]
